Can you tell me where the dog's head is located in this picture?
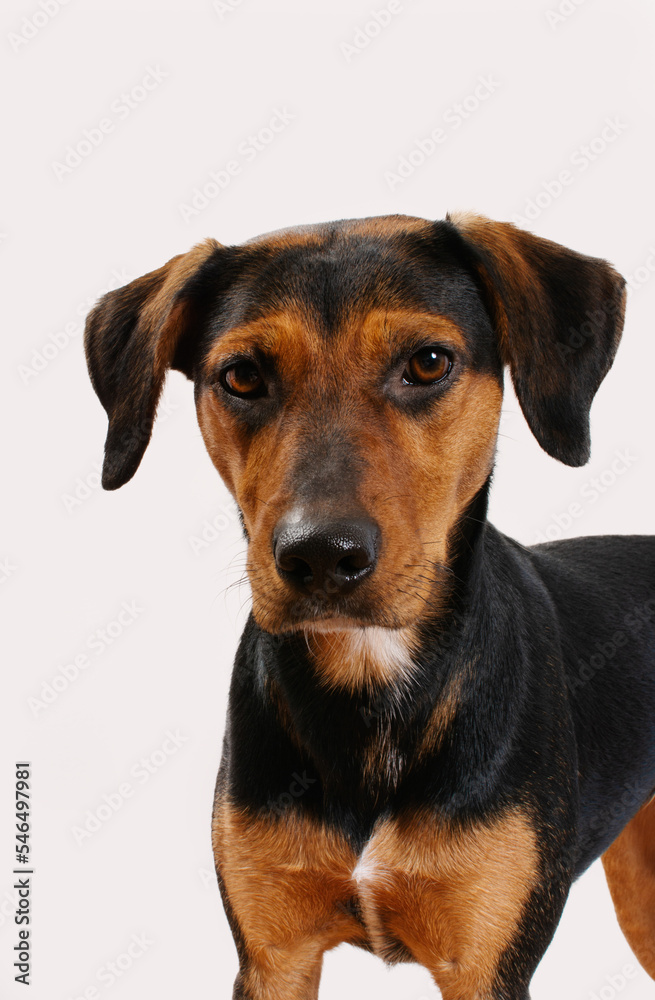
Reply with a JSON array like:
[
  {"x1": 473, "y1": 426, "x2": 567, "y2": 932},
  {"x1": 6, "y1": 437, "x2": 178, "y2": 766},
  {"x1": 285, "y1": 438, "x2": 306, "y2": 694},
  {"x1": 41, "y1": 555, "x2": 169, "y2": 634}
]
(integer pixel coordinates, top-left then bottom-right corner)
[{"x1": 85, "y1": 214, "x2": 625, "y2": 638}]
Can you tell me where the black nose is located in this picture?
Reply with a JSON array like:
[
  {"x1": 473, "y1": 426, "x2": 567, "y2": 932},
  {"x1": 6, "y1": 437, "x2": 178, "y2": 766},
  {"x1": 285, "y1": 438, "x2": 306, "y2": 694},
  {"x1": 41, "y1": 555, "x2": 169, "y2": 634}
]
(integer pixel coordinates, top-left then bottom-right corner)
[{"x1": 273, "y1": 515, "x2": 380, "y2": 596}]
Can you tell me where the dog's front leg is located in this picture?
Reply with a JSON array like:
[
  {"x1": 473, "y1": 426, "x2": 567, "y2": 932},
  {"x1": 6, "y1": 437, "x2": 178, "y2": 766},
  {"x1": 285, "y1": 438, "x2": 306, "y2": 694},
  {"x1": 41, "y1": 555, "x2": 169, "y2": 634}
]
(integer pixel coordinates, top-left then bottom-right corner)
[
  {"x1": 213, "y1": 791, "x2": 366, "y2": 1000},
  {"x1": 230, "y1": 948, "x2": 324, "y2": 1000}
]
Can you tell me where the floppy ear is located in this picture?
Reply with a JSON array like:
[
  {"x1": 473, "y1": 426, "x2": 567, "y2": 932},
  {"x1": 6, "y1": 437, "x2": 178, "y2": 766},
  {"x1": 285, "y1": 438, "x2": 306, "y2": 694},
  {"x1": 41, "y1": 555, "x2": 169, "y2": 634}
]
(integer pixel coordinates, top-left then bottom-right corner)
[
  {"x1": 84, "y1": 239, "x2": 223, "y2": 490},
  {"x1": 446, "y1": 212, "x2": 627, "y2": 467}
]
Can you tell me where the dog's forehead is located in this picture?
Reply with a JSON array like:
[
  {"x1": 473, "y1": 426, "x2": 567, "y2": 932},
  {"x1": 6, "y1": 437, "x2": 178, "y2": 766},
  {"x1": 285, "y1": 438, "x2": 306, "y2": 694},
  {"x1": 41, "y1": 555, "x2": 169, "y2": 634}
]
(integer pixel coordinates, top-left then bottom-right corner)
[
  {"x1": 213, "y1": 215, "x2": 494, "y2": 352},
  {"x1": 241, "y1": 213, "x2": 434, "y2": 247},
  {"x1": 241, "y1": 216, "x2": 436, "y2": 314}
]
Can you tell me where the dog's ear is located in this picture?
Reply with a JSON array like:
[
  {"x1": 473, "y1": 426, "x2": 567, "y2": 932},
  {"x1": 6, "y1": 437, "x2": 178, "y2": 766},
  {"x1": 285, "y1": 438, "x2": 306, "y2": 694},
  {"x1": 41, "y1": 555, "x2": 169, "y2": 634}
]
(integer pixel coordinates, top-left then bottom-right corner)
[
  {"x1": 85, "y1": 239, "x2": 224, "y2": 490},
  {"x1": 446, "y1": 212, "x2": 626, "y2": 467}
]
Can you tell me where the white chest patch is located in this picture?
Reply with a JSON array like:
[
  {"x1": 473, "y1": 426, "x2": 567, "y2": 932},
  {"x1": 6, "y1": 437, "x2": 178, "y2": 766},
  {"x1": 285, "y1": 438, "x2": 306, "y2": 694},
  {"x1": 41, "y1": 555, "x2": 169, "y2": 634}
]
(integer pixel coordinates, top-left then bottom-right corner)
[
  {"x1": 351, "y1": 841, "x2": 378, "y2": 885},
  {"x1": 303, "y1": 622, "x2": 418, "y2": 689},
  {"x1": 350, "y1": 834, "x2": 395, "y2": 957}
]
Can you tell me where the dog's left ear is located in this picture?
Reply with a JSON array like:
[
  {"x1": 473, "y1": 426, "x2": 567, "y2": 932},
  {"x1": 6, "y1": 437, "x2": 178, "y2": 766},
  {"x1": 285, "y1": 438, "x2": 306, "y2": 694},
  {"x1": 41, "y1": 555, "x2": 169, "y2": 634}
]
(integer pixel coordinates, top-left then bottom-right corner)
[
  {"x1": 447, "y1": 212, "x2": 627, "y2": 467},
  {"x1": 85, "y1": 239, "x2": 223, "y2": 491}
]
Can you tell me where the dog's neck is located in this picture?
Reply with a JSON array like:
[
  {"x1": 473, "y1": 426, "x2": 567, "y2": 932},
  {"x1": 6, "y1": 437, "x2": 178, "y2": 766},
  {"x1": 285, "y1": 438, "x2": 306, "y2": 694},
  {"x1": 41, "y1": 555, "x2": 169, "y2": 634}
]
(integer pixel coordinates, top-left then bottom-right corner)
[{"x1": 247, "y1": 480, "x2": 498, "y2": 809}]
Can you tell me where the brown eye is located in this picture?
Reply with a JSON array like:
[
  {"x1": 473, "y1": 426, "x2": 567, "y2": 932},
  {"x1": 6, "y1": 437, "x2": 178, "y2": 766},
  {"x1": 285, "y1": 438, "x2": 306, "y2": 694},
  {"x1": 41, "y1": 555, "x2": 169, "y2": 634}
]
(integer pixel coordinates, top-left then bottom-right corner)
[
  {"x1": 221, "y1": 360, "x2": 265, "y2": 398},
  {"x1": 403, "y1": 347, "x2": 451, "y2": 385}
]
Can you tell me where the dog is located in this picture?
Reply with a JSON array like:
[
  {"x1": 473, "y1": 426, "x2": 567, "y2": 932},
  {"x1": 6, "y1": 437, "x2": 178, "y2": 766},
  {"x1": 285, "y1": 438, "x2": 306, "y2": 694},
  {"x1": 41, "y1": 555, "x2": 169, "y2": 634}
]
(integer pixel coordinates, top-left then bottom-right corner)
[{"x1": 84, "y1": 213, "x2": 655, "y2": 1000}]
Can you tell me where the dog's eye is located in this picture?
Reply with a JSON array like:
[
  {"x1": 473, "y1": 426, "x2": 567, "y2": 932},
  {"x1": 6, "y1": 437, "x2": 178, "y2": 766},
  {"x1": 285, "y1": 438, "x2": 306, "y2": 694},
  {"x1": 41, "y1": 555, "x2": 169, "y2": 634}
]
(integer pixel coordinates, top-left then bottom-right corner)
[
  {"x1": 403, "y1": 347, "x2": 451, "y2": 385},
  {"x1": 220, "y1": 361, "x2": 266, "y2": 399}
]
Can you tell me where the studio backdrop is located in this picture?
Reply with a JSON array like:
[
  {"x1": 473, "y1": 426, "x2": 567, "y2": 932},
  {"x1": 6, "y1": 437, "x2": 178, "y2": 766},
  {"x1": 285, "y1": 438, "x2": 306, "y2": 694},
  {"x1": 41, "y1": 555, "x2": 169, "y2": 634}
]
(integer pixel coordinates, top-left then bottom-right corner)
[{"x1": 3, "y1": 1, "x2": 655, "y2": 999}]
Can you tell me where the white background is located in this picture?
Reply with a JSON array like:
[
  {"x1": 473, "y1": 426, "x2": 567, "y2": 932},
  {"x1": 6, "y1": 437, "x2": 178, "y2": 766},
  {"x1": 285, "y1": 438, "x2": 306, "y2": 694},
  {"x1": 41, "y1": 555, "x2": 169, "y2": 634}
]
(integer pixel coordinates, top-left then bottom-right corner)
[{"x1": 2, "y1": 0, "x2": 655, "y2": 998}]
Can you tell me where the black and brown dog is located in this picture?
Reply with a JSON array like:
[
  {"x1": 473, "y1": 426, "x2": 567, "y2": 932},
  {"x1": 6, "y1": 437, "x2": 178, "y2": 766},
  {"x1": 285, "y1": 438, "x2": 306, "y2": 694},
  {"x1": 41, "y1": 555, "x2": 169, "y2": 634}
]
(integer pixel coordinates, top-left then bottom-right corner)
[{"x1": 84, "y1": 213, "x2": 655, "y2": 999}]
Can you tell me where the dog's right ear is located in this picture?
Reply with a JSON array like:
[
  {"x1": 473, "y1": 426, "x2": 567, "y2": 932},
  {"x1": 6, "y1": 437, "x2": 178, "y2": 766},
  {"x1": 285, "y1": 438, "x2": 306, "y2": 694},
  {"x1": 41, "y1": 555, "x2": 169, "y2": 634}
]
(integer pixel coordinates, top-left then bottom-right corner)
[{"x1": 85, "y1": 240, "x2": 224, "y2": 491}]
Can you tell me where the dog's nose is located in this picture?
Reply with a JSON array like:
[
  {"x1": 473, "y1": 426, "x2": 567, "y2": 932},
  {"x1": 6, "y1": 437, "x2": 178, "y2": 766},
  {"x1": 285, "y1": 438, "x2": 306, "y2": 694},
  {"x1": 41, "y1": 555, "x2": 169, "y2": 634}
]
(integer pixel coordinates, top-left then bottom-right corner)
[{"x1": 273, "y1": 516, "x2": 380, "y2": 596}]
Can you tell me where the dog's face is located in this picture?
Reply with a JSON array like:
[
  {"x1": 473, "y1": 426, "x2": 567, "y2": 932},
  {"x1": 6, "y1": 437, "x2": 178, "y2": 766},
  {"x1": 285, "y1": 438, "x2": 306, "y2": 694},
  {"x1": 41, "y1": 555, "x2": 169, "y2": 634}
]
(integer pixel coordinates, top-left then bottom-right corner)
[
  {"x1": 85, "y1": 214, "x2": 625, "y2": 641},
  {"x1": 194, "y1": 218, "x2": 504, "y2": 635}
]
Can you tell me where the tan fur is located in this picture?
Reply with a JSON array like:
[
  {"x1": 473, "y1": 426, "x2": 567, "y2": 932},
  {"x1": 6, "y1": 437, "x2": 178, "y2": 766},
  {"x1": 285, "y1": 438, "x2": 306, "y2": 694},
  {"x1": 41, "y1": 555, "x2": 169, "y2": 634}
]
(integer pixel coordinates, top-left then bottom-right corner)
[
  {"x1": 416, "y1": 671, "x2": 466, "y2": 761},
  {"x1": 214, "y1": 798, "x2": 538, "y2": 1000},
  {"x1": 213, "y1": 798, "x2": 365, "y2": 999},
  {"x1": 354, "y1": 808, "x2": 538, "y2": 999},
  {"x1": 145, "y1": 240, "x2": 221, "y2": 372},
  {"x1": 602, "y1": 798, "x2": 655, "y2": 979}
]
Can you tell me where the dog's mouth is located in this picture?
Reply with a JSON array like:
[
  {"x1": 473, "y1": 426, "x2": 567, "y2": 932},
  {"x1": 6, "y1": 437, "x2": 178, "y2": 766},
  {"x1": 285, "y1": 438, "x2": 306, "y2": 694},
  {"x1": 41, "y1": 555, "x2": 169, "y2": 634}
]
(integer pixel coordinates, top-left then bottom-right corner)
[
  {"x1": 250, "y1": 563, "x2": 446, "y2": 638},
  {"x1": 269, "y1": 602, "x2": 419, "y2": 637},
  {"x1": 283, "y1": 615, "x2": 384, "y2": 635}
]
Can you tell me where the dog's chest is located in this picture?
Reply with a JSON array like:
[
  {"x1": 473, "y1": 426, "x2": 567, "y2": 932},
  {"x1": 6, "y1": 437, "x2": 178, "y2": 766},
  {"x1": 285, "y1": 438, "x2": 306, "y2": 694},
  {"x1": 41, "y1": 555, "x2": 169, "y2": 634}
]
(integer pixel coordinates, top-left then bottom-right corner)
[{"x1": 216, "y1": 799, "x2": 538, "y2": 995}]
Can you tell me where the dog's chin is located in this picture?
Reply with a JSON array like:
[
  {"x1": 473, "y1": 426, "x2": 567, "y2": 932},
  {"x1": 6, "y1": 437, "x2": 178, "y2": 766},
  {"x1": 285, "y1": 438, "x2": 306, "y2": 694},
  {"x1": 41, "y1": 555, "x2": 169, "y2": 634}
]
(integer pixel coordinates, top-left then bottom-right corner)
[
  {"x1": 275, "y1": 615, "x2": 420, "y2": 688},
  {"x1": 295, "y1": 617, "x2": 380, "y2": 635},
  {"x1": 274, "y1": 614, "x2": 409, "y2": 637},
  {"x1": 251, "y1": 592, "x2": 418, "y2": 637}
]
